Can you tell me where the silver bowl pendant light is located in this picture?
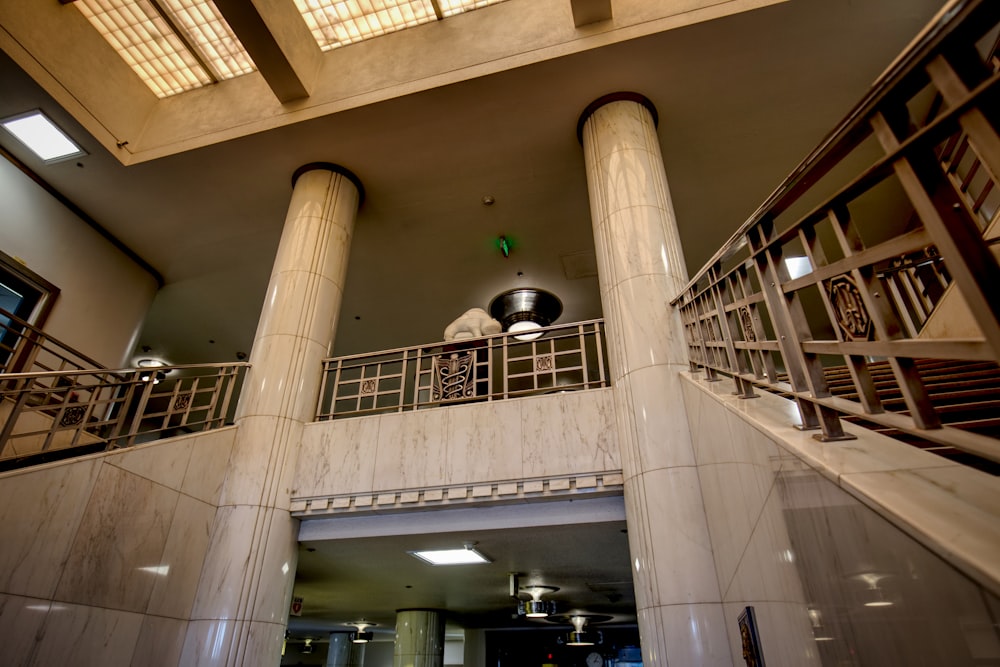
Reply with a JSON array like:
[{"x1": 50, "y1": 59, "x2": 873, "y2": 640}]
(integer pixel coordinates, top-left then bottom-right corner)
[{"x1": 489, "y1": 288, "x2": 563, "y2": 340}]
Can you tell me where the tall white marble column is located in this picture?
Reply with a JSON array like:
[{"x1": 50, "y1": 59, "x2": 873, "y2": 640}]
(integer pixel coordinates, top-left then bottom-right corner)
[
  {"x1": 393, "y1": 609, "x2": 444, "y2": 667},
  {"x1": 580, "y1": 94, "x2": 731, "y2": 666},
  {"x1": 181, "y1": 164, "x2": 363, "y2": 667}
]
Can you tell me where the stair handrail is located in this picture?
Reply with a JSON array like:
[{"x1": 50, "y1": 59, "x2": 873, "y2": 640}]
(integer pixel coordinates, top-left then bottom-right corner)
[
  {"x1": 671, "y1": 0, "x2": 1000, "y2": 468},
  {"x1": 0, "y1": 305, "x2": 110, "y2": 375}
]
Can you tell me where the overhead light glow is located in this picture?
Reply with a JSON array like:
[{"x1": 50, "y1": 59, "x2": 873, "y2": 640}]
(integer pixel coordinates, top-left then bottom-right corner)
[
  {"x1": 409, "y1": 547, "x2": 491, "y2": 565},
  {"x1": 1, "y1": 111, "x2": 86, "y2": 162}
]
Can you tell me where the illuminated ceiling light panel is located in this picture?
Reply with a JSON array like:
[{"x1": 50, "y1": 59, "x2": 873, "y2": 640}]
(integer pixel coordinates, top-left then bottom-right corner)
[
  {"x1": 408, "y1": 547, "x2": 491, "y2": 565},
  {"x1": 74, "y1": 0, "x2": 255, "y2": 98},
  {"x1": 293, "y1": 0, "x2": 436, "y2": 51},
  {"x1": 437, "y1": 0, "x2": 508, "y2": 18},
  {"x1": 0, "y1": 111, "x2": 86, "y2": 162}
]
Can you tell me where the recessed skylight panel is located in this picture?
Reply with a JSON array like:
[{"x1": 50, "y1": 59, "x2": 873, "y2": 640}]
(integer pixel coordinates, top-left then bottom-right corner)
[
  {"x1": 437, "y1": 0, "x2": 508, "y2": 18},
  {"x1": 294, "y1": 0, "x2": 437, "y2": 51},
  {"x1": 76, "y1": 0, "x2": 211, "y2": 97},
  {"x1": 162, "y1": 0, "x2": 256, "y2": 79},
  {"x1": 73, "y1": 0, "x2": 255, "y2": 97}
]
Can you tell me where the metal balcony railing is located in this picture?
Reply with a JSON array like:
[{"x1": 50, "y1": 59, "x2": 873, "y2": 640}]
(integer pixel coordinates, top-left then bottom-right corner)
[
  {"x1": 0, "y1": 363, "x2": 248, "y2": 469},
  {"x1": 672, "y1": 0, "x2": 1000, "y2": 467},
  {"x1": 0, "y1": 305, "x2": 108, "y2": 376},
  {"x1": 316, "y1": 319, "x2": 608, "y2": 420}
]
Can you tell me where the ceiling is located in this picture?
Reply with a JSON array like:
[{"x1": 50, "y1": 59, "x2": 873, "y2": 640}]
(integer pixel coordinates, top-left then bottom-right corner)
[
  {"x1": 292, "y1": 512, "x2": 634, "y2": 641},
  {"x1": 0, "y1": 0, "x2": 948, "y2": 649}
]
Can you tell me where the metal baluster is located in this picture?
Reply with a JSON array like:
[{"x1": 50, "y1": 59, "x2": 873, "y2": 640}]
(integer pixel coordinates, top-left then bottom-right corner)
[
  {"x1": 749, "y1": 219, "x2": 852, "y2": 440},
  {"x1": 799, "y1": 222, "x2": 884, "y2": 415}
]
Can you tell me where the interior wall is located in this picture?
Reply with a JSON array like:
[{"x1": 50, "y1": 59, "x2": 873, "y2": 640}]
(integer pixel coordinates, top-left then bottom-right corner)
[
  {"x1": 294, "y1": 388, "x2": 620, "y2": 503},
  {"x1": 0, "y1": 156, "x2": 157, "y2": 367},
  {"x1": 0, "y1": 427, "x2": 236, "y2": 667},
  {"x1": 682, "y1": 377, "x2": 1000, "y2": 666}
]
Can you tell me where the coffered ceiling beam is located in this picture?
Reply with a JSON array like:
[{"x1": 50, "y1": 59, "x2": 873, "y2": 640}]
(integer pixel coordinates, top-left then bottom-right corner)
[
  {"x1": 214, "y1": 0, "x2": 321, "y2": 103},
  {"x1": 570, "y1": 0, "x2": 613, "y2": 27}
]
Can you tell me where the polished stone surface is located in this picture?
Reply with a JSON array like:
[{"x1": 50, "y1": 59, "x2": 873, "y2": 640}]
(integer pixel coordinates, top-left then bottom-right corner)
[
  {"x1": 682, "y1": 371, "x2": 1000, "y2": 666},
  {"x1": 583, "y1": 96, "x2": 727, "y2": 664},
  {"x1": 295, "y1": 388, "x2": 619, "y2": 499}
]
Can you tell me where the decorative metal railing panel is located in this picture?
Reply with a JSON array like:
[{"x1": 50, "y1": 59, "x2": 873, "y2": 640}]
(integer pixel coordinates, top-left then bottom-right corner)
[
  {"x1": 673, "y1": 0, "x2": 1000, "y2": 466},
  {"x1": 0, "y1": 363, "x2": 248, "y2": 467},
  {"x1": 317, "y1": 320, "x2": 608, "y2": 419},
  {"x1": 0, "y1": 305, "x2": 108, "y2": 376}
]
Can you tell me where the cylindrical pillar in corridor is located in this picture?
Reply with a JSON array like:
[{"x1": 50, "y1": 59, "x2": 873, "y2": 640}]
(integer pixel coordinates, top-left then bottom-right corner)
[
  {"x1": 393, "y1": 609, "x2": 444, "y2": 667},
  {"x1": 181, "y1": 164, "x2": 363, "y2": 667},
  {"x1": 327, "y1": 631, "x2": 365, "y2": 666},
  {"x1": 579, "y1": 94, "x2": 730, "y2": 666}
]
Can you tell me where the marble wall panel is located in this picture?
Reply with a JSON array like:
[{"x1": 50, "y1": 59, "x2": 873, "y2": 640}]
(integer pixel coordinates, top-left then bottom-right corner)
[
  {"x1": 372, "y1": 408, "x2": 448, "y2": 491},
  {"x1": 296, "y1": 416, "x2": 380, "y2": 497},
  {"x1": 686, "y1": 373, "x2": 1000, "y2": 666},
  {"x1": 109, "y1": 436, "x2": 194, "y2": 490},
  {"x1": 55, "y1": 463, "x2": 178, "y2": 612},
  {"x1": 180, "y1": 426, "x2": 237, "y2": 505},
  {"x1": 521, "y1": 389, "x2": 618, "y2": 478},
  {"x1": 146, "y1": 494, "x2": 216, "y2": 619},
  {"x1": 131, "y1": 615, "x2": 188, "y2": 667},
  {"x1": 296, "y1": 389, "x2": 620, "y2": 500},
  {"x1": 0, "y1": 593, "x2": 51, "y2": 665},
  {"x1": 444, "y1": 400, "x2": 523, "y2": 484},
  {"x1": 31, "y1": 601, "x2": 144, "y2": 667},
  {"x1": 0, "y1": 459, "x2": 100, "y2": 598}
]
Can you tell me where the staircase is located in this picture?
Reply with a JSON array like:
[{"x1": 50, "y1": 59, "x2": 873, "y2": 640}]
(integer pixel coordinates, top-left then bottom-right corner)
[{"x1": 779, "y1": 359, "x2": 1000, "y2": 474}]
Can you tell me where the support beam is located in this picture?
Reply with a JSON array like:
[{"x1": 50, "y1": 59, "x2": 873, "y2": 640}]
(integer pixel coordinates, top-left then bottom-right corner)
[
  {"x1": 214, "y1": 0, "x2": 322, "y2": 103},
  {"x1": 571, "y1": 0, "x2": 612, "y2": 27}
]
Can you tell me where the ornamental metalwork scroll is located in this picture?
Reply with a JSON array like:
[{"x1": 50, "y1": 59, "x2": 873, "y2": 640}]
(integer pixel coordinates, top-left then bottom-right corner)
[
  {"x1": 828, "y1": 275, "x2": 872, "y2": 340},
  {"x1": 432, "y1": 352, "x2": 475, "y2": 401},
  {"x1": 739, "y1": 306, "x2": 756, "y2": 342},
  {"x1": 59, "y1": 406, "x2": 86, "y2": 427}
]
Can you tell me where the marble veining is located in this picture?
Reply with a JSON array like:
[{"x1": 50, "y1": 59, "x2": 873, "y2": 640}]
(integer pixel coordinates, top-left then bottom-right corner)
[
  {"x1": 30, "y1": 600, "x2": 145, "y2": 667},
  {"x1": 55, "y1": 464, "x2": 178, "y2": 613},
  {"x1": 0, "y1": 459, "x2": 101, "y2": 598}
]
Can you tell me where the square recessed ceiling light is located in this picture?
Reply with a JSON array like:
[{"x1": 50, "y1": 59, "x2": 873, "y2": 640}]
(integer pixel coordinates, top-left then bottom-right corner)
[
  {"x1": 1, "y1": 111, "x2": 86, "y2": 163},
  {"x1": 409, "y1": 547, "x2": 491, "y2": 565}
]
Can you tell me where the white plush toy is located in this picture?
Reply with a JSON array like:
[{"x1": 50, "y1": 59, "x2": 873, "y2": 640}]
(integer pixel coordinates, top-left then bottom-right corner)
[{"x1": 444, "y1": 307, "x2": 502, "y2": 341}]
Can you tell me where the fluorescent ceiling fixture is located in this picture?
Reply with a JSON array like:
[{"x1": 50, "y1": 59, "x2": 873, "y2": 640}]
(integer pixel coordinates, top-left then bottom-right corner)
[
  {"x1": 409, "y1": 547, "x2": 491, "y2": 565},
  {"x1": 1, "y1": 111, "x2": 86, "y2": 162},
  {"x1": 73, "y1": 0, "x2": 255, "y2": 98},
  {"x1": 293, "y1": 0, "x2": 509, "y2": 51}
]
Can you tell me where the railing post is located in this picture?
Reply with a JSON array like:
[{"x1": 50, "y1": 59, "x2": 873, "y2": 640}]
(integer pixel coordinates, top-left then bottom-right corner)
[
  {"x1": 872, "y1": 103, "x2": 1000, "y2": 358},
  {"x1": 748, "y1": 219, "x2": 853, "y2": 440},
  {"x1": 708, "y1": 262, "x2": 756, "y2": 399}
]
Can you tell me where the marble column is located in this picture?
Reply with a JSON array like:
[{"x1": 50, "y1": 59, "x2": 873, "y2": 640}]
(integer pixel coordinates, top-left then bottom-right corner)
[
  {"x1": 393, "y1": 609, "x2": 444, "y2": 667},
  {"x1": 181, "y1": 164, "x2": 363, "y2": 667},
  {"x1": 579, "y1": 94, "x2": 731, "y2": 666},
  {"x1": 326, "y1": 632, "x2": 365, "y2": 667}
]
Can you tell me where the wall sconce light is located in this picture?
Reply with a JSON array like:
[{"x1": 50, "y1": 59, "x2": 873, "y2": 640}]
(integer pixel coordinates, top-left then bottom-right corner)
[
  {"x1": 301, "y1": 638, "x2": 314, "y2": 654},
  {"x1": 489, "y1": 288, "x2": 562, "y2": 340}
]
